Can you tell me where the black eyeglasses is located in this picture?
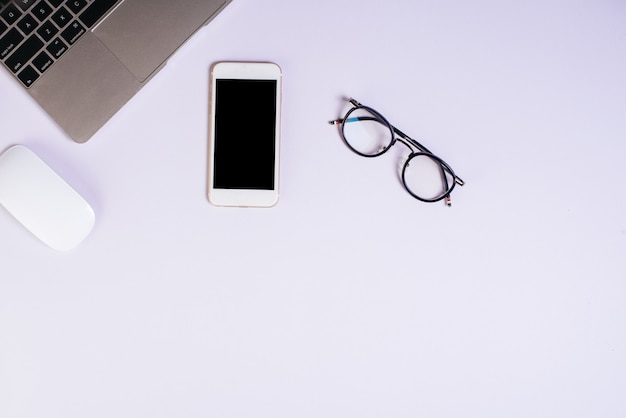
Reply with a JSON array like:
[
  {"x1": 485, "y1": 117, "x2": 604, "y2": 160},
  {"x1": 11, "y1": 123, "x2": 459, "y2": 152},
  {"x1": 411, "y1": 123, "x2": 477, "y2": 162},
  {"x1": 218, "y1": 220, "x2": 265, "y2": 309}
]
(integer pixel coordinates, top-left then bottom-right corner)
[{"x1": 329, "y1": 98, "x2": 465, "y2": 206}]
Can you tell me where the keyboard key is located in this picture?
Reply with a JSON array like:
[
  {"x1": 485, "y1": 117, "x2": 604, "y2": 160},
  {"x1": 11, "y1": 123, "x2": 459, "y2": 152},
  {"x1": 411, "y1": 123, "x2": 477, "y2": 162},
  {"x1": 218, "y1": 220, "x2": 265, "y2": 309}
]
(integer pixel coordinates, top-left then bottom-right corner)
[
  {"x1": 0, "y1": 27, "x2": 24, "y2": 60},
  {"x1": 65, "y1": 0, "x2": 87, "y2": 14},
  {"x1": 16, "y1": 0, "x2": 37, "y2": 12},
  {"x1": 37, "y1": 20, "x2": 57, "y2": 41},
  {"x1": 17, "y1": 64, "x2": 39, "y2": 86},
  {"x1": 61, "y1": 20, "x2": 84, "y2": 45},
  {"x1": 48, "y1": 0, "x2": 64, "y2": 6},
  {"x1": 46, "y1": 36, "x2": 66, "y2": 58},
  {"x1": 0, "y1": 20, "x2": 7, "y2": 36},
  {"x1": 79, "y1": 0, "x2": 117, "y2": 28},
  {"x1": 51, "y1": 6, "x2": 71, "y2": 27},
  {"x1": 32, "y1": 0, "x2": 53, "y2": 22},
  {"x1": 1, "y1": 3, "x2": 22, "y2": 25},
  {"x1": 32, "y1": 50, "x2": 52, "y2": 72},
  {"x1": 5, "y1": 34, "x2": 43, "y2": 72},
  {"x1": 17, "y1": 13, "x2": 38, "y2": 35}
]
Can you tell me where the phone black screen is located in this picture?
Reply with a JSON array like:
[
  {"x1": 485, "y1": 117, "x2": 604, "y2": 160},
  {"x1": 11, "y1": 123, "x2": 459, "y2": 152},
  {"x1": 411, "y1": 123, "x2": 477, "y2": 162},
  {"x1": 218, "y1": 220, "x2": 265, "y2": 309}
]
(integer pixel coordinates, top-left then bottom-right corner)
[{"x1": 213, "y1": 79, "x2": 277, "y2": 190}]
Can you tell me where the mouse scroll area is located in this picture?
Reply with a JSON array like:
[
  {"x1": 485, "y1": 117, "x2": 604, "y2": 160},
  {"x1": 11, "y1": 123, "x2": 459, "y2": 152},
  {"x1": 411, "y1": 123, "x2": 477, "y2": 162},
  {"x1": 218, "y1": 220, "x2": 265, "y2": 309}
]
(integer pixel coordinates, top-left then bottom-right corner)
[{"x1": 0, "y1": 146, "x2": 95, "y2": 251}]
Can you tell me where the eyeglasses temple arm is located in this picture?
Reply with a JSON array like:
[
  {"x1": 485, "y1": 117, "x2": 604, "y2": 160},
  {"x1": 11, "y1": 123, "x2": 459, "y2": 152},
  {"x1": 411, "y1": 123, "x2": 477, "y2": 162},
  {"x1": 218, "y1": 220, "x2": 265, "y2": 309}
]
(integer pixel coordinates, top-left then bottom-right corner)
[
  {"x1": 329, "y1": 116, "x2": 378, "y2": 125},
  {"x1": 329, "y1": 98, "x2": 363, "y2": 124}
]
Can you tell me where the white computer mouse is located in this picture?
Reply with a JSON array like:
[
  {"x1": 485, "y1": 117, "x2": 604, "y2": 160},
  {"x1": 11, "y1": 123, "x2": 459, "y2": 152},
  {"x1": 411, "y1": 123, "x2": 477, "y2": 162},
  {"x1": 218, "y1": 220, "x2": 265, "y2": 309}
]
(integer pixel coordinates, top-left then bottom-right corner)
[{"x1": 0, "y1": 145, "x2": 95, "y2": 251}]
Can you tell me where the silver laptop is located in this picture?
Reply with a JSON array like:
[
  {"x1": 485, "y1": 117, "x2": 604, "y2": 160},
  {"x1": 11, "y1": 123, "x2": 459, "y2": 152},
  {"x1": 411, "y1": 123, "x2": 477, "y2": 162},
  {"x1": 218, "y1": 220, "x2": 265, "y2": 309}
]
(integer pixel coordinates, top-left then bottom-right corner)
[{"x1": 0, "y1": 0, "x2": 232, "y2": 143}]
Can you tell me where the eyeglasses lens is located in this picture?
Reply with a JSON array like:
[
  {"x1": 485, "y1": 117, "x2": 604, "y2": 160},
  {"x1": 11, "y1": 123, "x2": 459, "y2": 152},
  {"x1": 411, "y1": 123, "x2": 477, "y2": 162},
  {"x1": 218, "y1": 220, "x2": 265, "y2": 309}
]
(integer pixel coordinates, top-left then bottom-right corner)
[
  {"x1": 342, "y1": 108, "x2": 393, "y2": 156},
  {"x1": 403, "y1": 154, "x2": 454, "y2": 201}
]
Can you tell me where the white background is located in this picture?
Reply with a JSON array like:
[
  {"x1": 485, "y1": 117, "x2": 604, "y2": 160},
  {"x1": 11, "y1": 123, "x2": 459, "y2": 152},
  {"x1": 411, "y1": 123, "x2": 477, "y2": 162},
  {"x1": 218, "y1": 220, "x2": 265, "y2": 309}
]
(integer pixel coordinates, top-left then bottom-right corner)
[{"x1": 1, "y1": 1, "x2": 626, "y2": 417}]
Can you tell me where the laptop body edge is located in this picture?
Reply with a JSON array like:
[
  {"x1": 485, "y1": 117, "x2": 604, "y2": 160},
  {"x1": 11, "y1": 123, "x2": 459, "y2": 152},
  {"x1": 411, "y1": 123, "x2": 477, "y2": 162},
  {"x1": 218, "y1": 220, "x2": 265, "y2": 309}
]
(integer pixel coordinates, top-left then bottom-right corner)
[{"x1": 2, "y1": 0, "x2": 234, "y2": 143}]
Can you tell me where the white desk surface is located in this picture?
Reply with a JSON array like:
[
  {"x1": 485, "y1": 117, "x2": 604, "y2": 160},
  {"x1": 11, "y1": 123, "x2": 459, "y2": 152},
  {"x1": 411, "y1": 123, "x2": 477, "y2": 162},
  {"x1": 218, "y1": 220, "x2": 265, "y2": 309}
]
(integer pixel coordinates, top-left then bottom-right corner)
[{"x1": 1, "y1": 1, "x2": 626, "y2": 417}]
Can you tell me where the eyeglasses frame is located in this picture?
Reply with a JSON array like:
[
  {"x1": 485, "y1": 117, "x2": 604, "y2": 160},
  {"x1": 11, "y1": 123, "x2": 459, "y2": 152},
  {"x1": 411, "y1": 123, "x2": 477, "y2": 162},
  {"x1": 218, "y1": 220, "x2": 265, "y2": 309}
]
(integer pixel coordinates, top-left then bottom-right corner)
[{"x1": 330, "y1": 98, "x2": 464, "y2": 206}]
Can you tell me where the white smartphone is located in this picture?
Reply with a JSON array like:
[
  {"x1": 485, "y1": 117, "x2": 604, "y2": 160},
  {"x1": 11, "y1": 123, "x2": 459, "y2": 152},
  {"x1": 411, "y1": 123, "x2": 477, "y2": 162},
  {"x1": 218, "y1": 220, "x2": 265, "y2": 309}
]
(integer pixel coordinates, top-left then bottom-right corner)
[{"x1": 208, "y1": 62, "x2": 282, "y2": 207}]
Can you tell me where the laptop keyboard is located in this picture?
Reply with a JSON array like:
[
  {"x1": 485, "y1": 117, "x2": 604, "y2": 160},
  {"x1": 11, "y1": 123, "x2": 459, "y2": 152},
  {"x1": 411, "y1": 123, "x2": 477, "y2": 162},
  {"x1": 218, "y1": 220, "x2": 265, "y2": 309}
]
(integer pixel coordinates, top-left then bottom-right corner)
[{"x1": 0, "y1": 0, "x2": 118, "y2": 88}]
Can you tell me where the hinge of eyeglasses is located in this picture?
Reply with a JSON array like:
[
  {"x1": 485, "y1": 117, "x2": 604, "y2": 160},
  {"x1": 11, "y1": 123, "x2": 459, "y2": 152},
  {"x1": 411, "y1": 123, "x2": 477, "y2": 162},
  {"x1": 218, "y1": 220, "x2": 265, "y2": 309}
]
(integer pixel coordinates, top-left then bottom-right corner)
[{"x1": 348, "y1": 98, "x2": 361, "y2": 107}]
